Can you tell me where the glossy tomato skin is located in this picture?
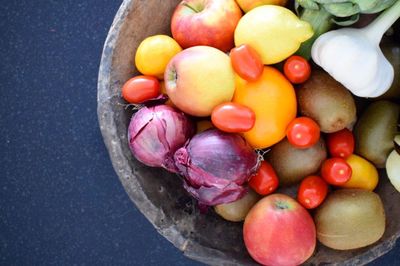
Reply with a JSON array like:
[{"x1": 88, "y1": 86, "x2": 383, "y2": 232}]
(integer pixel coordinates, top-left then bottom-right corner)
[
  {"x1": 321, "y1": 158, "x2": 352, "y2": 185},
  {"x1": 298, "y1": 176, "x2": 328, "y2": 209},
  {"x1": 286, "y1": 117, "x2": 320, "y2": 148},
  {"x1": 283, "y1": 55, "x2": 311, "y2": 84},
  {"x1": 230, "y1": 44, "x2": 263, "y2": 82},
  {"x1": 122, "y1": 75, "x2": 160, "y2": 104},
  {"x1": 342, "y1": 154, "x2": 379, "y2": 191},
  {"x1": 326, "y1": 128, "x2": 355, "y2": 158},
  {"x1": 249, "y1": 161, "x2": 279, "y2": 195},
  {"x1": 211, "y1": 102, "x2": 255, "y2": 133}
]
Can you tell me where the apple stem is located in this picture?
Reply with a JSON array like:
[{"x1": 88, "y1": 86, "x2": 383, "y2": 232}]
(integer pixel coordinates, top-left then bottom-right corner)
[
  {"x1": 275, "y1": 201, "x2": 289, "y2": 210},
  {"x1": 182, "y1": 1, "x2": 202, "y2": 13},
  {"x1": 168, "y1": 68, "x2": 177, "y2": 82}
]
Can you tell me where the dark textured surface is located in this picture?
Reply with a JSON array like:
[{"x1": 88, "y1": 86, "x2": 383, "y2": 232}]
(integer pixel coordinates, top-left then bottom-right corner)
[
  {"x1": 0, "y1": 0, "x2": 399, "y2": 265},
  {"x1": 0, "y1": 1, "x2": 201, "y2": 265}
]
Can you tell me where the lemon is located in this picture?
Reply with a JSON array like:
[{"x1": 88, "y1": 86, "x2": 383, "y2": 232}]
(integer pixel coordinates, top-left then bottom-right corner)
[
  {"x1": 135, "y1": 35, "x2": 182, "y2": 79},
  {"x1": 235, "y1": 6, "x2": 313, "y2": 65}
]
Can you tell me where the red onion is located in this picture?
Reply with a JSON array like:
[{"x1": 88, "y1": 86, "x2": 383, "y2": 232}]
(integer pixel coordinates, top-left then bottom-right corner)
[
  {"x1": 128, "y1": 105, "x2": 195, "y2": 173},
  {"x1": 174, "y1": 129, "x2": 260, "y2": 206}
]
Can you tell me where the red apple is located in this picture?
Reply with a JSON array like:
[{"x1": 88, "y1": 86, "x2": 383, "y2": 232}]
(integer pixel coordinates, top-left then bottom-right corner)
[
  {"x1": 243, "y1": 194, "x2": 316, "y2": 266},
  {"x1": 171, "y1": 0, "x2": 242, "y2": 52}
]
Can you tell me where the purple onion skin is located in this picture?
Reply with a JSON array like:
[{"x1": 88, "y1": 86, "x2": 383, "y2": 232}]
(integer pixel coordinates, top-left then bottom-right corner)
[
  {"x1": 174, "y1": 129, "x2": 260, "y2": 206},
  {"x1": 128, "y1": 105, "x2": 195, "y2": 173}
]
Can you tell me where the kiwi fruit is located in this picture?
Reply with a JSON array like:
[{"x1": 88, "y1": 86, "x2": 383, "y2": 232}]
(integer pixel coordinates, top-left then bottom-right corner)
[
  {"x1": 266, "y1": 137, "x2": 327, "y2": 186},
  {"x1": 354, "y1": 100, "x2": 400, "y2": 168},
  {"x1": 298, "y1": 70, "x2": 357, "y2": 133},
  {"x1": 379, "y1": 43, "x2": 400, "y2": 100},
  {"x1": 214, "y1": 189, "x2": 260, "y2": 222},
  {"x1": 315, "y1": 189, "x2": 385, "y2": 250}
]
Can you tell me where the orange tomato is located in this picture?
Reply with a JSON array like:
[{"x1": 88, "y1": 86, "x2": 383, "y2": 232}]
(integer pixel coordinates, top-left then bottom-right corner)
[
  {"x1": 211, "y1": 102, "x2": 256, "y2": 133},
  {"x1": 286, "y1": 117, "x2": 320, "y2": 149},
  {"x1": 249, "y1": 161, "x2": 279, "y2": 196},
  {"x1": 283, "y1": 55, "x2": 311, "y2": 84},
  {"x1": 230, "y1": 44, "x2": 263, "y2": 81},
  {"x1": 297, "y1": 175, "x2": 328, "y2": 209},
  {"x1": 233, "y1": 66, "x2": 297, "y2": 149},
  {"x1": 122, "y1": 75, "x2": 160, "y2": 104}
]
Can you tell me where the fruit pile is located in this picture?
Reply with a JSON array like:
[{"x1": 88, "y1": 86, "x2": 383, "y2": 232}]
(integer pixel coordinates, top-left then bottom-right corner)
[{"x1": 121, "y1": 0, "x2": 400, "y2": 265}]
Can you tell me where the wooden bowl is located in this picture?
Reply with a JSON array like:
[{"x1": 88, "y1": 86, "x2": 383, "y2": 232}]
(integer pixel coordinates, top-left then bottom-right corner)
[{"x1": 97, "y1": 0, "x2": 400, "y2": 264}]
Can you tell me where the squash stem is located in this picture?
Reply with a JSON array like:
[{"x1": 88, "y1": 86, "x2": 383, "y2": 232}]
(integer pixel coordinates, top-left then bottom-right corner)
[{"x1": 364, "y1": 0, "x2": 400, "y2": 44}]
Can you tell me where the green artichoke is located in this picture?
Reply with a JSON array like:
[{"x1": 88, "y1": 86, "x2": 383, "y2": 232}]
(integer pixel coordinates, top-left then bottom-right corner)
[{"x1": 295, "y1": 0, "x2": 398, "y2": 59}]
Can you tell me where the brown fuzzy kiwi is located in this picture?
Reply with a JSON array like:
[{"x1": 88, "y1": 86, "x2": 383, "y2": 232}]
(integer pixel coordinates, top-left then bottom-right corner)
[
  {"x1": 315, "y1": 189, "x2": 385, "y2": 250},
  {"x1": 298, "y1": 70, "x2": 357, "y2": 133},
  {"x1": 266, "y1": 137, "x2": 327, "y2": 186}
]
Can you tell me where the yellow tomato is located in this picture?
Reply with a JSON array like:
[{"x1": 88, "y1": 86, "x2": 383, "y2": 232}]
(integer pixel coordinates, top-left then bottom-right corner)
[
  {"x1": 341, "y1": 154, "x2": 379, "y2": 191},
  {"x1": 233, "y1": 66, "x2": 297, "y2": 149},
  {"x1": 135, "y1": 35, "x2": 182, "y2": 79}
]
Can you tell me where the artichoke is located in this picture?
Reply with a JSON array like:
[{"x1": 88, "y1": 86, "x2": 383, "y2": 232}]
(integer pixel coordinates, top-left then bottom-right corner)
[{"x1": 295, "y1": 0, "x2": 398, "y2": 59}]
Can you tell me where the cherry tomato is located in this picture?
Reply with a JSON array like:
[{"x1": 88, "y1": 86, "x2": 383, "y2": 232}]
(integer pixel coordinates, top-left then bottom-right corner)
[
  {"x1": 122, "y1": 75, "x2": 160, "y2": 104},
  {"x1": 297, "y1": 175, "x2": 329, "y2": 209},
  {"x1": 283, "y1": 55, "x2": 311, "y2": 84},
  {"x1": 230, "y1": 44, "x2": 263, "y2": 81},
  {"x1": 211, "y1": 102, "x2": 255, "y2": 133},
  {"x1": 249, "y1": 161, "x2": 279, "y2": 195},
  {"x1": 286, "y1": 117, "x2": 320, "y2": 148},
  {"x1": 326, "y1": 128, "x2": 355, "y2": 158},
  {"x1": 321, "y1": 158, "x2": 352, "y2": 185}
]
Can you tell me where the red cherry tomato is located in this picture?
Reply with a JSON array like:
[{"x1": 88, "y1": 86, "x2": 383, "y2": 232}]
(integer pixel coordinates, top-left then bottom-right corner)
[
  {"x1": 321, "y1": 158, "x2": 352, "y2": 185},
  {"x1": 211, "y1": 102, "x2": 255, "y2": 133},
  {"x1": 326, "y1": 128, "x2": 355, "y2": 158},
  {"x1": 249, "y1": 161, "x2": 279, "y2": 195},
  {"x1": 286, "y1": 117, "x2": 320, "y2": 148},
  {"x1": 122, "y1": 75, "x2": 160, "y2": 104},
  {"x1": 297, "y1": 175, "x2": 329, "y2": 209},
  {"x1": 230, "y1": 44, "x2": 263, "y2": 81},
  {"x1": 283, "y1": 55, "x2": 311, "y2": 84}
]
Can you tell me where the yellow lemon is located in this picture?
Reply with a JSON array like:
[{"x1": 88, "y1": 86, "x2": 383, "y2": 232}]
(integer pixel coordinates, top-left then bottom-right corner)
[
  {"x1": 235, "y1": 6, "x2": 313, "y2": 64},
  {"x1": 135, "y1": 35, "x2": 182, "y2": 79}
]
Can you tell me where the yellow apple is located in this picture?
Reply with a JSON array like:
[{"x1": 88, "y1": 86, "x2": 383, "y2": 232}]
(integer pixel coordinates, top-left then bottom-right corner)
[{"x1": 165, "y1": 46, "x2": 235, "y2": 117}]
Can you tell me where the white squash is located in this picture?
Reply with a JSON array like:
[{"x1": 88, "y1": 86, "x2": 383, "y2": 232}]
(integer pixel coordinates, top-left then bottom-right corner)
[
  {"x1": 386, "y1": 135, "x2": 400, "y2": 193},
  {"x1": 311, "y1": 0, "x2": 400, "y2": 98}
]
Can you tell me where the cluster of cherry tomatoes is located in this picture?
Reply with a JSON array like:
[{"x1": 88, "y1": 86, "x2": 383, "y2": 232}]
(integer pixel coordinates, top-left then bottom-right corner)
[{"x1": 249, "y1": 127, "x2": 355, "y2": 210}]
